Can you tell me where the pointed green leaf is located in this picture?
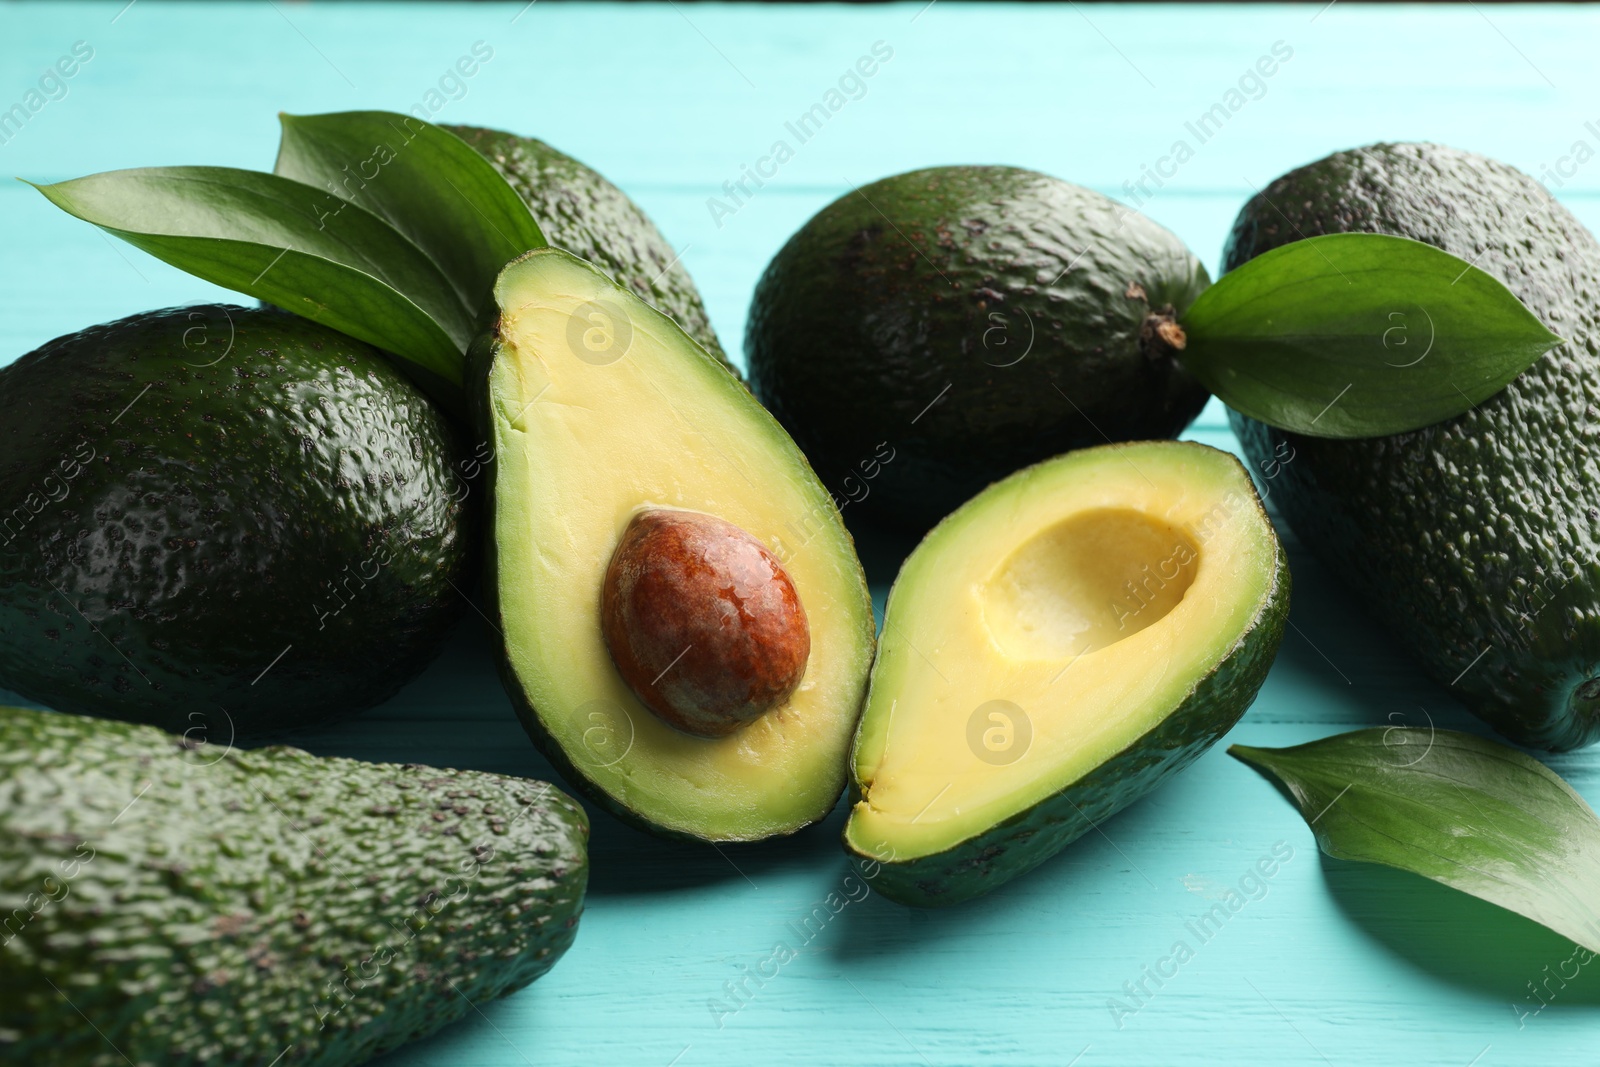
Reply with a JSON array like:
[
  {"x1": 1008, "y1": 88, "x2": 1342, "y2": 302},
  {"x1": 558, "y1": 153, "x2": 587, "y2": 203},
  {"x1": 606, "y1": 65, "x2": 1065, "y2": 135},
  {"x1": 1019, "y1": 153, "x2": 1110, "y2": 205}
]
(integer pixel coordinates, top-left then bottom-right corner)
[
  {"x1": 28, "y1": 166, "x2": 471, "y2": 393},
  {"x1": 1180, "y1": 233, "x2": 1564, "y2": 438},
  {"x1": 1231, "y1": 729, "x2": 1600, "y2": 952},
  {"x1": 273, "y1": 110, "x2": 546, "y2": 324}
]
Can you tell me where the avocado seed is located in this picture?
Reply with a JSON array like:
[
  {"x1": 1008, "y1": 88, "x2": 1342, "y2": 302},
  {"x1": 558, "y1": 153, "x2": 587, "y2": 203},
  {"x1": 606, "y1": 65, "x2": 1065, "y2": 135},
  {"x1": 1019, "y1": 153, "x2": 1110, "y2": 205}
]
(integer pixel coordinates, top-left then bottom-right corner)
[{"x1": 601, "y1": 509, "x2": 810, "y2": 738}]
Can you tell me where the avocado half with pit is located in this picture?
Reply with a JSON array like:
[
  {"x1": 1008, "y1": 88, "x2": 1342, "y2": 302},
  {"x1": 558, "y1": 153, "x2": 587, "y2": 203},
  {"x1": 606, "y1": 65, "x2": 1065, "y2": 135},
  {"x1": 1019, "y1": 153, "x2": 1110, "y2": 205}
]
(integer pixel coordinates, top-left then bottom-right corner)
[
  {"x1": 845, "y1": 441, "x2": 1288, "y2": 905},
  {"x1": 475, "y1": 248, "x2": 876, "y2": 842}
]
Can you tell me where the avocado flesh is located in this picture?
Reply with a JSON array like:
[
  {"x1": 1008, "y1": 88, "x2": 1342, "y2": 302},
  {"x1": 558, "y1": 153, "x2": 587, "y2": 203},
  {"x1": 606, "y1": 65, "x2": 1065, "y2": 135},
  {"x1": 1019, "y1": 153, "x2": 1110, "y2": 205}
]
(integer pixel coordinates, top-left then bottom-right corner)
[
  {"x1": 480, "y1": 248, "x2": 876, "y2": 842},
  {"x1": 1224, "y1": 143, "x2": 1600, "y2": 751},
  {"x1": 845, "y1": 442, "x2": 1288, "y2": 905},
  {"x1": 0, "y1": 705, "x2": 587, "y2": 1067},
  {"x1": 446, "y1": 125, "x2": 729, "y2": 366},
  {"x1": 746, "y1": 165, "x2": 1211, "y2": 531},
  {"x1": 0, "y1": 306, "x2": 469, "y2": 736}
]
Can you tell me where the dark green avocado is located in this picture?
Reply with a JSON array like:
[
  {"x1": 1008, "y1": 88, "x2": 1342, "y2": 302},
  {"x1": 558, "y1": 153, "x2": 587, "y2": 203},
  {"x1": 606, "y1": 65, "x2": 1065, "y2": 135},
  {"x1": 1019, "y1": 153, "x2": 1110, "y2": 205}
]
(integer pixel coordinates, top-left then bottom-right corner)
[
  {"x1": 745, "y1": 165, "x2": 1211, "y2": 531},
  {"x1": 0, "y1": 705, "x2": 588, "y2": 1067},
  {"x1": 446, "y1": 125, "x2": 728, "y2": 365},
  {"x1": 1224, "y1": 142, "x2": 1600, "y2": 751},
  {"x1": 0, "y1": 306, "x2": 470, "y2": 737}
]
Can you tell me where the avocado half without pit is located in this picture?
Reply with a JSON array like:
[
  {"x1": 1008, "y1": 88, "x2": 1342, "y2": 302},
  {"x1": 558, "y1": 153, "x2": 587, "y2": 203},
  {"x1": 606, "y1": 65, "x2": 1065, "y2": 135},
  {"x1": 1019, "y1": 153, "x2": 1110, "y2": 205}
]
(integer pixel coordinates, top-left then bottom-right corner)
[
  {"x1": 845, "y1": 441, "x2": 1289, "y2": 906},
  {"x1": 476, "y1": 247, "x2": 876, "y2": 843}
]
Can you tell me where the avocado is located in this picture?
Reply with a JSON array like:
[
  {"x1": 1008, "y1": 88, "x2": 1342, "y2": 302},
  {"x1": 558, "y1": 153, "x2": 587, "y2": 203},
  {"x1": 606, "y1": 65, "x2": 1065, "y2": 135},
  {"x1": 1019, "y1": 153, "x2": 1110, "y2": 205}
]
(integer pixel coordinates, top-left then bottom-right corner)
[
  {"x1": 0, "y1": 306, "x2": 470, "y2": 737},
  {"x1": 745, "y1": 166, "x2": 1212, "y2": 531},
  {"x1": 446, "y1": 125, "x2": 728, "y2": 366},
  {"x1": 475, "y1": 248, "x2": 876, "y2": 841},
  {"x1": 0, "y1": 704, "x2": 587, "y2": 1066},
  {"x1": 1224, "y1": 143, "x2": 1600, "y2": 751},
  {"x1": 844, "y1": 441, "x2": 1288, "y2": 905}
]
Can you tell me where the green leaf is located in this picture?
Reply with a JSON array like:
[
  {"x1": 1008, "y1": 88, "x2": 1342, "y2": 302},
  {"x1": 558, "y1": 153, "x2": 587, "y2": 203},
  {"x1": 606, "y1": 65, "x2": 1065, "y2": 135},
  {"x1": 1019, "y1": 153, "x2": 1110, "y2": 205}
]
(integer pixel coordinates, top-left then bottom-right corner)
[
  {"x1": 29, "y1": 167, "x2": 471, "y2": 392},
  {"x1": 273, "y1": 110, "x2": 546, "y2": 324},
  {"x1": 1180, "y1": 233, "x2": 1564, "y2": 438},
  {"x1": 1231, "y1": 729, "x2": 1600, "y2": 952}
]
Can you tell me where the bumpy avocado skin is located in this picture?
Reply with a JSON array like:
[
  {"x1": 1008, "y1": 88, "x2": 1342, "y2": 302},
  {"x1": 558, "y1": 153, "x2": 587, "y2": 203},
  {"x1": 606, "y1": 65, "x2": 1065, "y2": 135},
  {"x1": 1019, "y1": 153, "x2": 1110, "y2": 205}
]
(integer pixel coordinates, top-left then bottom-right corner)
[
  {"x1": 1225, "y1": 143, "x2": 1600, "y2": 751},
  {"x1": 0, "y1": 705, "x2": 588, "y2": 1067},
  {"x1": 846, "y1": 496, "x2": 1289, "y2": 907},
  {"x1": 445, "y1": 125, "x2": 727, "y2": 365},
  {"x1": 745, "y1": 166, "x2": 1211, "y2": 531},
  {"x1": 0, "y1": 306, "x2": 470, "y2": 737}
]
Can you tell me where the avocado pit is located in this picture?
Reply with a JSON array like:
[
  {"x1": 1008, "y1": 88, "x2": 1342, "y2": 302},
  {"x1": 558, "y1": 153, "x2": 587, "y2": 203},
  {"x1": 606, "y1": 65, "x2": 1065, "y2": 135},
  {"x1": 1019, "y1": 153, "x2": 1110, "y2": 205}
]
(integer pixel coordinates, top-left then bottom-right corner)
[{"x1": 601, "y1": 509, "x2": 810, "y2": 738}]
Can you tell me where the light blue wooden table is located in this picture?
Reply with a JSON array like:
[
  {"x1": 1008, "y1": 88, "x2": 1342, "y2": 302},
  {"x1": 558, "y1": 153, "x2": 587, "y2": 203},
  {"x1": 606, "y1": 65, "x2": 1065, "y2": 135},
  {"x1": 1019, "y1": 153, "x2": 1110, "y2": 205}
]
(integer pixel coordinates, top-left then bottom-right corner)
[{"x1": 5, "y1": 3, "x2": 1600, "y2": 1064}]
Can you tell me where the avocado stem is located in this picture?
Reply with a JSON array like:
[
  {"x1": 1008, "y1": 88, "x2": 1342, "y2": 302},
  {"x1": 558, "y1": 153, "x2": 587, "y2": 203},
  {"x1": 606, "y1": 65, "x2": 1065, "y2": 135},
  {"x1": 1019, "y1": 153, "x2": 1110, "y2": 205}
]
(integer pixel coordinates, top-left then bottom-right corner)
[{"x1": 1140, "y1": 308, "x2": 1188, "y2": 361}]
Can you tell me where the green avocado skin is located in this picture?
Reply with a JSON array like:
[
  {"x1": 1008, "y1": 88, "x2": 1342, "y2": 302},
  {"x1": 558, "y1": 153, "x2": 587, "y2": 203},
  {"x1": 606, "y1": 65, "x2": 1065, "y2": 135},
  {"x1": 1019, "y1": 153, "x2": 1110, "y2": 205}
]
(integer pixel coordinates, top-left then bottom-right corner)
[
  {"x1": 0, "y1": 705, "x2": 588, "y2": 1067},
  {"x1": 1225, "y1": 143, "x2": 1600, "y2": 751},
  {"x1": 746, "y1": 166, "x2": 1211, "y2": 531},
  {"x1": 446, "y1": 125, "x2": 728, "y2": 365},
  {"x1": 0, "y1": 306, "x2": 470, "y2": 737},
  {"x1": 848, "y1": 547, "x2": 1289, "y2": 907}
]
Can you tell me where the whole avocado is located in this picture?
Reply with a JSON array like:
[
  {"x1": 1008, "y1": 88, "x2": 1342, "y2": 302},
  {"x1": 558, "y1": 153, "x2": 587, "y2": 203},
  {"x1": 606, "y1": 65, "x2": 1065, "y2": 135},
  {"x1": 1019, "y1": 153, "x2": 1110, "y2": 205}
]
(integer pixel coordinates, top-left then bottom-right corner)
[
  {"x1": 745, "y1": 165, "x2": 1211, "y2": 531},
  {"x1": 0, "y1": 306, "x2": 470, "y2": 737},
  {"x1": 1225, "y1": 143, "x2": 1600, "y2": 751},
  {"x1": 0, "y1": 705, "x2": 588, "y2": 1067},
  {"x1": 446, "y1": 124, "x2": 728, "y2": 364}
]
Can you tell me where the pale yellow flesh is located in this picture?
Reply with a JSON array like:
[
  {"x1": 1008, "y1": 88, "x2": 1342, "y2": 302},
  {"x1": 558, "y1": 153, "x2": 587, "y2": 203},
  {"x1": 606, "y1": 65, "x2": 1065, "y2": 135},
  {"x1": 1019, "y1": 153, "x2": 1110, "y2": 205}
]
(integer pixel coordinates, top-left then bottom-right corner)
[
  {"x1": 488, "y1": 251, "x2": 874, "y2": 840},
  {"x1": 848, "y1": 443, "x2": 1275, "y2": 861}
]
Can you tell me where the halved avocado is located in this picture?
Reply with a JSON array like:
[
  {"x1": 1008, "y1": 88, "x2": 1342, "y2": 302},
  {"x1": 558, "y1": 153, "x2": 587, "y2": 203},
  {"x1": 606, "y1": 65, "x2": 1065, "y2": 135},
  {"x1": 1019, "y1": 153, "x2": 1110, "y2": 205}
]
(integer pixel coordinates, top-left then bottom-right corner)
[
  {"x1": 476, "y1": 248, "x2": 876, "y2": 842},
  {"x1": 844, "y1": 441, "x2": 1288, "y2": 905}
]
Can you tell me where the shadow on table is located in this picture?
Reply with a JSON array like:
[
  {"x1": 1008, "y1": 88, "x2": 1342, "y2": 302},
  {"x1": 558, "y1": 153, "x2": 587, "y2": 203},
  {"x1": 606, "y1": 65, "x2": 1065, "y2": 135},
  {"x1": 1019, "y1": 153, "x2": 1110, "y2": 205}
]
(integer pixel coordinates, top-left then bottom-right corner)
[
  {"x1": 823, "y1": 863, "x2": 1076, "y2": 961},
  {"x1": 844, "y1": 512, "x2": 921, "y2": 597},
  {"x1": 823, "y1": 768, "x2": 1199, "y2": 962},
  {"x1": 583, "y1": 803, "x2": 849, "y2": 898},
  {"x1": 1320, "y1": 851, "x2": 1600, "y2": 1013}
]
